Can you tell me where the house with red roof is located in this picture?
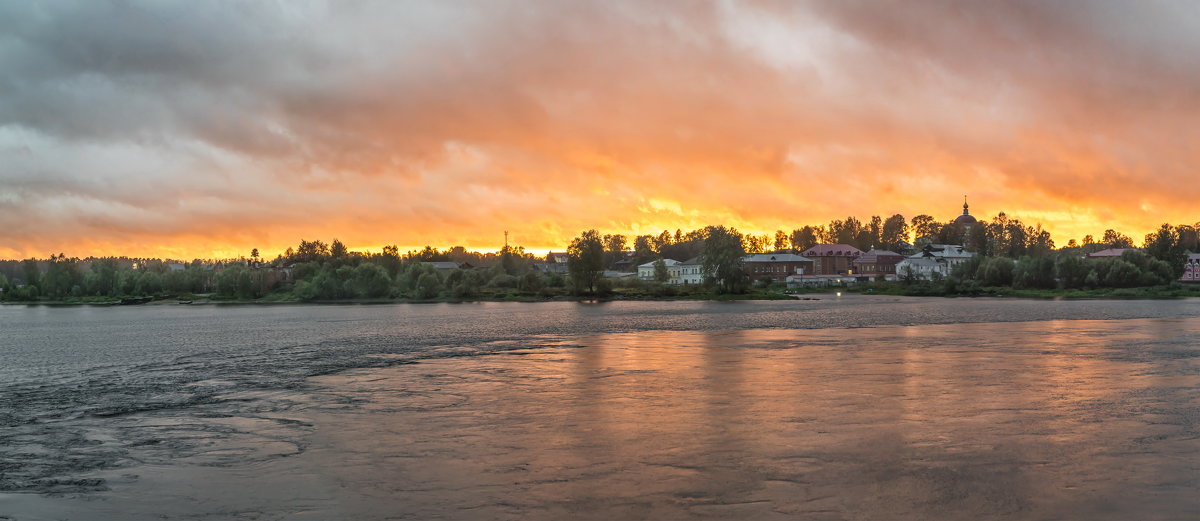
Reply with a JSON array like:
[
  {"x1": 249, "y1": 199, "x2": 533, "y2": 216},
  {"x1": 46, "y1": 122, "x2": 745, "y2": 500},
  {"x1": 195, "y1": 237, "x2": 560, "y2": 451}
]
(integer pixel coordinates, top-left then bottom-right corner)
[
  {"x1": 800, "y1": 244, "x2": 864, "y2": 275},
  {"x1": 852, "y1": 250, "x2": 905, "y2": 277},
  {"x1": 1180, "y1": 254, "x2": 1200, "y2": 283},
  {"x1": 742, "y1": 253, "x2": 814, "y2": 282},
  {"x1": 1086, "y1": 248, "x2": 1138, "y2": 259}
]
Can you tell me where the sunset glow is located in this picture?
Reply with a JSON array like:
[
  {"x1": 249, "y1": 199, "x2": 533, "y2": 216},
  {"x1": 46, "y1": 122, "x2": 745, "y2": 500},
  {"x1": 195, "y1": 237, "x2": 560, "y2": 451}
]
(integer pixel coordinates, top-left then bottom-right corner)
[{"x1": 3, "y1": 2, "x2": 1199, "y2": 259}]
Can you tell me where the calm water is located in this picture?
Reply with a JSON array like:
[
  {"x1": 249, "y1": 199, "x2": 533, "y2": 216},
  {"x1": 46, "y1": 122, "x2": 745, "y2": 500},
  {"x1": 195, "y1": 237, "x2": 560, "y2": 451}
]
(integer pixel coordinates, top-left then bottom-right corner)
[{"x1": 1, "y1": 297, "x2": 1198, "y2": 520}]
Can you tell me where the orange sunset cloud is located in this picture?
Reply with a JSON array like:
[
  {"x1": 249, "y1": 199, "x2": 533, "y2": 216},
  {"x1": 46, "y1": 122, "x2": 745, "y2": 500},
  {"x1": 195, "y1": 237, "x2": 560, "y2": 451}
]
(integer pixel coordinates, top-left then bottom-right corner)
[{"x1": 2, "y1": 1, "x2": 1199, "y2": 259}]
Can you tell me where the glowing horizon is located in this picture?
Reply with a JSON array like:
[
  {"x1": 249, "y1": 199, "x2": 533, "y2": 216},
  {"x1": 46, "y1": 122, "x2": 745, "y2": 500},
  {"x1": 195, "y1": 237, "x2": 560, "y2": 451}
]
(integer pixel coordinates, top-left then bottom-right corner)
[{"x1": 3, "y1": 2, "x2": 1199, "y2": 261}]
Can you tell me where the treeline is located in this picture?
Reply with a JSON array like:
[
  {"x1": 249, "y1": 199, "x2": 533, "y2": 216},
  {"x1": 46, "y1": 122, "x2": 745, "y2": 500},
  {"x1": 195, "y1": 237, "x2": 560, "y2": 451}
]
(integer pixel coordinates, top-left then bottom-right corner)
[
  {"x1": 0, "y1": 240, "x2": 551, "y2": 302},
  {"x1": 281, "y1": 239, "x2": 540, "y2": 267},
  {"x1": 283, "y1": 249, "x2": 562, "y2": 301},
  {"x1": 570, "y1": 226, "x2": 750, "y2": 295},
  {"x1": 619, "y1": 213, "x2": 1161, "y2": 263},
  {"x1": 924, "y1": 250, "x2": 1178, "y2": 295},
  {"x1": 0, "y1": 256, "x2": 213, "y2": 301},
  {"x1": 3, "y1": 215, "x2": 1199, "y2": 302},
  {"x1": 625, "y1": 216, "x2": 1199, "y2": 275},
  {"x1": 621, "y1": 216, "x2": 913, "y2": 263}
]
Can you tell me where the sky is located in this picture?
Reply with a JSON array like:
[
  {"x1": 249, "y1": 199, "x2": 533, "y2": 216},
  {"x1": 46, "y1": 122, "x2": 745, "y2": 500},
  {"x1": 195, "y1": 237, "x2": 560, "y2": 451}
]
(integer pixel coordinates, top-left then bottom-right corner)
[{"x1": 2, "y1": 1, "x2": 1200, "y2": 259}]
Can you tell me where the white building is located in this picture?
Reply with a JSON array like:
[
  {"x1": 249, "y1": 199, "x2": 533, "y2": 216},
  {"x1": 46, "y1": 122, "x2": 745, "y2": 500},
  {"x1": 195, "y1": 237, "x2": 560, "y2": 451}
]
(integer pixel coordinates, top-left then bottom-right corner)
[
  {"x1": 895, "y1": 244, "x2": 976, "y2": 280},
  {"x1": 637, "y1": 259, "x2": 682, "y2": 282},
  {"x1": 678, "y1": 257, "x2": 704, "y2": 285}
]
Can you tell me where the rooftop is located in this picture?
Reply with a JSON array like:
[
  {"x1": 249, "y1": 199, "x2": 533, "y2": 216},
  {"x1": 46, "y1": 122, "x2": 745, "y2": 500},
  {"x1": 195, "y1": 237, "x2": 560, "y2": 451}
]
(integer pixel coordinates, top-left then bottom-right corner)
[
  {"x1": 1087, "y1": 248, "x2": 1137, "y2": 258},
  {"x1": 801, "y1": 244, "x2": 864, "y2": 256},
  {"x1": 742, "y1": 253, "x2": 812, "y2": 263},
  {"x1": 853, "y1": 250, "x2": 904, "y2": 264},
  {"x1": 915, "y1": 244, "x2": 975, "y2": 259},
  {"x1": 638, "y1": 258, "x2": 681, "y2": 268}
]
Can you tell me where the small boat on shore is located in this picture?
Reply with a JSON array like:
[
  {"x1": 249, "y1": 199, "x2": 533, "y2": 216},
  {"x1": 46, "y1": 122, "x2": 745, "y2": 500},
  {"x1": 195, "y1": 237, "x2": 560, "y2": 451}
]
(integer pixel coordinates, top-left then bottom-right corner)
[{"x1": 119, "y1": 297, "x2": 154, "y2": 305}]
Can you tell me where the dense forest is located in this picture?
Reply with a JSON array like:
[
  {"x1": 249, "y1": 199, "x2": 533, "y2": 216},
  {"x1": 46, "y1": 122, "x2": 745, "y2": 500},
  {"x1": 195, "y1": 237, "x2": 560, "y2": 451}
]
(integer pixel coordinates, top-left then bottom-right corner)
[{"x1": 1, "y1": 212, "x2": 1198, "y2": 302}]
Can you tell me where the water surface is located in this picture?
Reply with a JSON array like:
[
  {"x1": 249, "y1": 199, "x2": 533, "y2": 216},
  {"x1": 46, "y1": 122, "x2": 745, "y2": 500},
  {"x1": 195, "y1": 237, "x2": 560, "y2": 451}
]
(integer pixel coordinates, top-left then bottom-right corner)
[{"x1": 1, "y1": 297, "x2": 1198, "y2": 520}]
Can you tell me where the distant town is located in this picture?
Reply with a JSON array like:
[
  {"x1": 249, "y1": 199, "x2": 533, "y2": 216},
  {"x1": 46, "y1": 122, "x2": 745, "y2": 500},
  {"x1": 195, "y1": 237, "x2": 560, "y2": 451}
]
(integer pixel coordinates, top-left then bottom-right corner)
[{"x1": 2, "y1": 201, "x2": 1199, "y2": 303}]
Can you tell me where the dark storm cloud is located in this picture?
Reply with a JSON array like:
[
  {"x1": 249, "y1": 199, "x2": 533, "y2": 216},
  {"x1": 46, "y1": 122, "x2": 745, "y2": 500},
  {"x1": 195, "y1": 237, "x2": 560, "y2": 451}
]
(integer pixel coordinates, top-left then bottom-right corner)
[{"x1": 1, "y1": 1, "x2": 1199, "y2": 258}]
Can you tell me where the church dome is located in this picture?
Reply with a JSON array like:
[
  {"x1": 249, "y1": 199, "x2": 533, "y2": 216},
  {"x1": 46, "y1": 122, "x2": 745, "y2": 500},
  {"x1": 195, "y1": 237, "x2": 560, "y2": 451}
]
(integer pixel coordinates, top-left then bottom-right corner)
[{"x1": 954, "y1": 198, "x2": 976, "y2": 226}]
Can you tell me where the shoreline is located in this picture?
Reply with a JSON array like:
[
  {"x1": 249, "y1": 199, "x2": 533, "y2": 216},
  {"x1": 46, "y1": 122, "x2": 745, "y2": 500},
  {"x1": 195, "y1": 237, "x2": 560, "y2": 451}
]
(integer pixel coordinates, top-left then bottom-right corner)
[
  {"x1": 3, "y1": 290, "x2": 1198, "y2": 306},
  {"x1": 0, "y1": 292, "x2": 803, "y2": 306}
]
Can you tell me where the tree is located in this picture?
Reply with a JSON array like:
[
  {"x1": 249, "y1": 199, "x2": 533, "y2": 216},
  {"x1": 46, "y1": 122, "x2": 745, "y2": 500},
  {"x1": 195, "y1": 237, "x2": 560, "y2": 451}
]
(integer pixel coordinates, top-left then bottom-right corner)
[
  {"x1": 966, "y1": 224, "x2": 989, "y2": 255},
  {"x1": 43, "y1": 254, "x2": 81, "y2": 298},
  {"x1": 977, "y1": 257, "x2": 1015, "y2": 286},
  {"x1": 1013, "y1": 256, "x2": 1055, "y2": 289},
  {"x1": 568, "y1": 230, "x2": 605, "y2": 294},
  {"x1": 828, "y1": 216, "x2": 863, "y2": 246},
  {"x1": 134, "y1": 271, "x2": 164, "y2": 295},
  {"x1": 216, "y1": 264, "x2": 256, "y2": 299},
  {"x1": 349, "y1": 263, "x2": 391, "y2": 298},
  {"x1": 1104, "y1": 260, "x2": 1141, "y2": 288},
  {"x1": 1103, "y1": 229, "x2": 1133, "y2": 249},
  {"x1": 702, "y1": 225, "x2": 747, "y2": 294},
  {"x1": 743, "y1": 234, "x2": 768, "y2": 253},
  {"x1": 603, "y1": 234, "x2": 627, "y2": 268},
  {"x1": 1026, "y1": 224, "x2": 1054, "y2": 257},
  {"x1": 773, "y1": 230, "x2": 789, "y2": 252},
  {"x1": 910, "y1": 215, "x2": 940, "y2": 244},
  {"x1": 654, "y1": 230, "x2": 673, "y2": 253},
  {"x1": 865, "y1": 215, "x2": 883, "y2": 250},
  {"x1": 416, "y1": 272, "x2": 441, "y2": 299},
  {"x1": 330, "y1": 239, "x2": 348, "y2": 258},
  {"x1": 1055, "y1": 254, "x2": 1089, "y2": 289},
  {"x1": 86, "y1": 259, "x2": 119, "y2": 297},
  {"x1": 633, "y1": 235, "x2": 656, "y2": 261},
  {"x1": 295, "y1": 240, "x2": 329, "y2": 262},
  {"x1": 519, "y1": 271, "x2": 544, "y2": 294},
  {"x1": 498, "y1": 245, "x2": 519, "y2": 275},
  {"x1": 653, "y1": 258, "x2": 669, "y2": 283},
  {"x1": 250, "y1": 248, "x2": 260, "y2": 261},
  {"x1": 936, "y1": 222, "x2": 967, "y2": 248},
  {"x1": 21, "y1": 259, "x2": 40, "y2": 289},
  {"x1": 377, "y1": 245, "x2": 403, "y2": 276},
  {"x1": 1143, "y1": 223, "x2": 1184, "y2": 276},
  {"x1": 880, "y1": 214, "x2": 908, "y2": 252},
  {"x1": 790, "y1": 226, "x2": 821, "y2": 251},
  {"x1": 1178, "y1": 225, "x2": 1200, "y2": 252}
]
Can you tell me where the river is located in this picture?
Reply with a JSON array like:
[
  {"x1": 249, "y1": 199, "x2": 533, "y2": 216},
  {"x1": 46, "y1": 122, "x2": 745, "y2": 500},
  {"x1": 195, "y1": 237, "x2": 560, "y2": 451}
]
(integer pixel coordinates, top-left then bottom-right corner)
[{"x1": 1, "y1": 296, "x2": 1198, "y2": 520}]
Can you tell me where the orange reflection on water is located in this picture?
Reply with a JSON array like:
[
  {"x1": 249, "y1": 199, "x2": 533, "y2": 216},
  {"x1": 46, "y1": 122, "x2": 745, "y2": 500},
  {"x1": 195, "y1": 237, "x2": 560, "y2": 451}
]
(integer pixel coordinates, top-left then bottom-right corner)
[{"x1": 306, "y1": 318, "x2": 1199, "y2": 520}]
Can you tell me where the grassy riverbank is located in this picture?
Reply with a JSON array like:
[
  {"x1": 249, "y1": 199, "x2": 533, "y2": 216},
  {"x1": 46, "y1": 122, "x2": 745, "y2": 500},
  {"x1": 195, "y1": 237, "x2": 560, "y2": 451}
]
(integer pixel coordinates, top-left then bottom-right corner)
[{"x1": 788, "y1": 281, "x2": 1200, "y2": 299}]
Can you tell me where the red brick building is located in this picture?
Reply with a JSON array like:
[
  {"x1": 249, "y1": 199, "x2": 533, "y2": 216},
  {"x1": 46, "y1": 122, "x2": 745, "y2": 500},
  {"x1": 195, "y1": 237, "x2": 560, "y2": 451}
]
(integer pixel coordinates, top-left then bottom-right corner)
[
  {"x1": 800, "y1": 244, "x2": 864, "y2": 275},
  {"x1": 852, "y1": 250, "x2": 905, "y2": 276},
  {"x1": 742, "y1": 253, "x2": 814, "y2": 281}
]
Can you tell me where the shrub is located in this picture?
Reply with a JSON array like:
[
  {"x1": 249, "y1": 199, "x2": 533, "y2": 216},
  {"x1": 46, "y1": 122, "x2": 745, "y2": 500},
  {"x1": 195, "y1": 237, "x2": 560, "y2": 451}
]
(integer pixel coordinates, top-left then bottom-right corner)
[
  {"x1": 488, "y1": 273, "x2": 519, "y2": 289},
  {"x1": 416, "y1": 273, "x2": 441, "y2": 299},
  {"x1": 519, "y1": 272, "x2": 544, "y2": 293}
]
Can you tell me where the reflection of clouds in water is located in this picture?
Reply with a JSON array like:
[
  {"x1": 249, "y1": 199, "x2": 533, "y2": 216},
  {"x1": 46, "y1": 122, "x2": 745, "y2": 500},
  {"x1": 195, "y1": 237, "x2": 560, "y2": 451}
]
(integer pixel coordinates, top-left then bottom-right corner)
[
  {"x1": 2, "y1": 299, "x2": 1200, "y2": 519},
  {"x1": 300, "y1": 321, "x2": 1197, "y2": 520}
]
